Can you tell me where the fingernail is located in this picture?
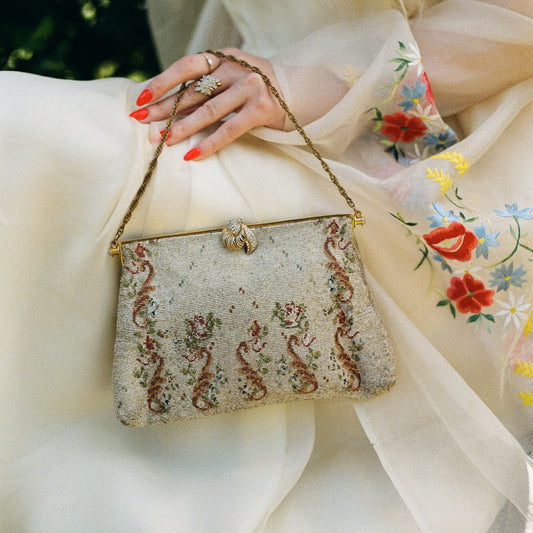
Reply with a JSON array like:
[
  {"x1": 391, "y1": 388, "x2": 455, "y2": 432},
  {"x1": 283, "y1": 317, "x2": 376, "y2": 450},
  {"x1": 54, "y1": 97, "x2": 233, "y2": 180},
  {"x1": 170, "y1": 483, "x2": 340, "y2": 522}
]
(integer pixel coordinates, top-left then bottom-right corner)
[
  {"x1": 136, "y1": 88, "x2": 152, "y2": 106},
  {"x1": 184, "y1": 147, "x2": 201, "y2": 161},
  {"x1": 129, "y1": 108, "x2": 149, "y2": 121},
  {"x1": 159, "y1": 129, "x2": 172, "y2": 140}
]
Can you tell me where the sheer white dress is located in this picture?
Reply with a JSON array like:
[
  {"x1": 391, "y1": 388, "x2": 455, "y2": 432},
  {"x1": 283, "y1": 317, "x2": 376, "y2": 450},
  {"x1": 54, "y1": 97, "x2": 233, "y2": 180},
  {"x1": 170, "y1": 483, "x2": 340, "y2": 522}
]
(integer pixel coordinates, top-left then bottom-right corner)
[{"x1": 1, "y1": 0, "x2": 533, "y2": 531}]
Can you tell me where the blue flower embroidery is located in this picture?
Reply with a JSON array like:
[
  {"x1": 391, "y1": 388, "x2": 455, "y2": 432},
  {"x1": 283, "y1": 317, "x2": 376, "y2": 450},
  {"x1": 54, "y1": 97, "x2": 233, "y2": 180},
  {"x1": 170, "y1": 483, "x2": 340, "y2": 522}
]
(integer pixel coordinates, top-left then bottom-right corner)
[
  {"x1": 424, "y1": 129, "x2": 457, "y2": 152},
  {"x1": 474, "y1": 223, "x2": 499, "y2": 259},
  {"x1": 427, "y1": 201, "x2": 460, "y2": 228},
  {"x1": 495, "y1": 203, "x2": 533, "y2": 220},
  {"x1": 398, "y1": 79, "x2": 426, "y2": 112},
  {"x1": 433, "y1": 253, "x2": 452, "y2": 273},
  {"x1": 489, "y1": 262, "x2": 528, "y2": 291}
]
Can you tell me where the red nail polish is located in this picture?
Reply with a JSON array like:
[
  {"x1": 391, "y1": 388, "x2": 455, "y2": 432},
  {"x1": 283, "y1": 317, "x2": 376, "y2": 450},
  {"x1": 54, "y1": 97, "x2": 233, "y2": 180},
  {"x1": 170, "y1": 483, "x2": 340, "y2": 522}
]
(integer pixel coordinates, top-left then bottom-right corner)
[
  {"x1": 184, "y1": 147, "x2": 201, "y2": 161},
  {"x1": 160, "y1": 129, "x2": 172, "y2": 140},
  {"x1": 136, "y1": 88, "x2": 152, "y2": 106},
  {"x1": 129, "y1": 108, "x2": 149, "y2": 121}
]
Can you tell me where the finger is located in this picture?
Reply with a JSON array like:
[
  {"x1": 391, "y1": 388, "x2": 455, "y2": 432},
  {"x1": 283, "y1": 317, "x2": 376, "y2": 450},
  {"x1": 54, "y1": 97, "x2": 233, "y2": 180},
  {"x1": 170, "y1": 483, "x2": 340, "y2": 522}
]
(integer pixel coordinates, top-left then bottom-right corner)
[
  {"x1": 134, "y1": 53, "x2": 221, "y2": 107},
  {"x1": 165, "y1": 84, "x2": 248, "y2": 146},
  {"x1": 131, "y1": 90, "x2": 197, "y2": 124},
  {"x1": 130, "y1": 74, "x2": 225, "y2": 124},
  {"x1": 184, "y1": 103, "x2": 266, "y2": 160},
  {"x1": 133, "y1": 62, "x2": 241, "y2": 123}
]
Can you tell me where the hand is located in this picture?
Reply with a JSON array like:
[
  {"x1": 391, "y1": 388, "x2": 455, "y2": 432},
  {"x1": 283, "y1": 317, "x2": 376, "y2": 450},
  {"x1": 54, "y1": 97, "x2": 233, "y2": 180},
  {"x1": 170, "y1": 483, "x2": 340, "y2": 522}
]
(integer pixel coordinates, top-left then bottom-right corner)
[{"x1": 129, "y1": 48, "x2": 286, "y2": 161}]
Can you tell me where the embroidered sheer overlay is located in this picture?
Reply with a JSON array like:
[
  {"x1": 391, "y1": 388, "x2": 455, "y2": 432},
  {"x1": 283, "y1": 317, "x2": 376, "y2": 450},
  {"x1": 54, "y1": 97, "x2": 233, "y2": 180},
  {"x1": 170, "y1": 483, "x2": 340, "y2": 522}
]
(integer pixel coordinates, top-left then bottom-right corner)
[{"x1": 1, "y1": 0, "x2": 533, "y2": 531}]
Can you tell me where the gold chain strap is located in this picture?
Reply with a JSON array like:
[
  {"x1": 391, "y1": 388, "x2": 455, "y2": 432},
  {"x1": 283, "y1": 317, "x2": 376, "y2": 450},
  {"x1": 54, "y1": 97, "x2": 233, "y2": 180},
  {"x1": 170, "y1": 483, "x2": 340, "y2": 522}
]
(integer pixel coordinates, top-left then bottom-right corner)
[
  {"x1": 110, "y1": 51, "x2": 364, "y2": 254},
  {"x1": 207, "y1": 51, "x2": 362, "y2": 220},
  {"x1": 110, "y1": 82, "x2": 188, "y2": 253}
]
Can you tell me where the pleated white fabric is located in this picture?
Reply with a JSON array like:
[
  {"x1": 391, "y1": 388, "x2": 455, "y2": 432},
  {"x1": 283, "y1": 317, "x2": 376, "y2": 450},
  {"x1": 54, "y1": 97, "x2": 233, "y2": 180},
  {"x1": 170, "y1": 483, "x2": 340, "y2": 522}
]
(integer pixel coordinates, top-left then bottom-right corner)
[{"x1": 2, "y1": 0, "x2": 533, "y2": 531}]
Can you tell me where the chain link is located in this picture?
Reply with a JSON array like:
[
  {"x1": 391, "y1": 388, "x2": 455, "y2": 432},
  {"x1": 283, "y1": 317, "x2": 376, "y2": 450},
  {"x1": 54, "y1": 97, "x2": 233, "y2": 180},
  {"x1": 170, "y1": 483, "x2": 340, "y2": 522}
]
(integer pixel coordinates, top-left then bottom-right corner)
[
  {"x1": 110, "y1": 83, "x2": 188, "y2": 252},
  {"x1": 111, "y1": 51, "x2": 363, "y2": 254}
]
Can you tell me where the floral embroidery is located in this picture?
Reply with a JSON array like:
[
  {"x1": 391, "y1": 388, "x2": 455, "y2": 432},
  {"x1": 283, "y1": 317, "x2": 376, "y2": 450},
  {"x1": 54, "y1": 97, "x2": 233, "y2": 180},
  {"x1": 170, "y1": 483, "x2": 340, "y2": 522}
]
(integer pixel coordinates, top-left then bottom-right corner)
[
  {"x1": 398, "y1": 79, "x2": 427, "y2": 112},
  {"x1": 489, "y1": 263, "x2": 528, "y2": 291},
  {"x1": 519, "y1": 391, "x2": 533, "y2": 406},
  {"x1": 421, "y1": 71, "x2": 435, "y2": 105},
  {"x1": 184, "y1": 313, "x2": 221, "y2": 350},
  {"x1": 366, "y1": 41, "x2": 457, "y2": 164},
  {"x1": 134, "y1": 243, "x2": 146, "y2": 258},
  {"x1": 235, "y1": 341, "x2": 268, "y2": 401},
  {"x1": 428, "y1": 201, "x2": 460, "y2": 228},
  {"x1": 495, "y1": 203, "x2": 533, "y2": 220},
  {"x1": 423, "y1": 222, "x2": 477, "y2": 262},
  {"x1": 246, "y1": 319, "x2": 271, "y2": 375},
  {"x1": 392, "y1": 151, "x2": 533, "y2": 407},
  {"x1": 515, "y1": 361, "x2": 533, "y2": 406},
  {"x1": 272, "y1": 301, "x2": 319, "y2": 393},
  {"x1": 495, "y1": 293, "x2": 531, "y2": 329},
  {"x1": 391, "y1": 40, "x2": 423, "y2": 77},
  {"x1": 322, "y1": 219, "x2": 363, "y2": 391},
  {"x1": 431, "y1": 150, "x2": 470, "y2": 176},
  {"x1": 525, "y1": 311, "x2": 533, "y2": 338},
  {"x1": 341, "y1": 64, "x2": 360, "y2": 87},
  {"x1": 447, "y1": 274, "x2": 495, "y2": 314},
  {"x1": 132, "y1": 260, "x2": 156, "y2": 329},
  {"x1": 393, "y1": 151, "x2": 532, "y2": 331},
  {"x1": 473, "y1": 223, "x2": 499, "y2": 259},
  {"x1": 434, "y1": 253, "x2": 452, "y2": 273},
  {"x1": 381, "y1": 113, "x2": 428, "y2": 143},
  {"x1": 425, "y1": 167, "x2": 453, "y2": 194},
  {"x1": 182, "y1": 313, "x2": 223, "y2": 411},
  {"x1": 424, "y1": 130, "x2": 457, "y2": 152},
  {"x1": 249, "y1": 320, "x2": 262, "y2": 337},
  {"x1": 272, "y1": 301, "x2": 308, "y2": 330}
]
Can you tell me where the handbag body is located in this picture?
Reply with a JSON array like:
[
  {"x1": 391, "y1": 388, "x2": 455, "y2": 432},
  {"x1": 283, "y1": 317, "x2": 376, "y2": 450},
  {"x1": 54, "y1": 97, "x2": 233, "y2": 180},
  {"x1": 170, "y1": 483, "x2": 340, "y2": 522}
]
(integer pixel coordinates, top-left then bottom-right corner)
[{"x1": 111, "y1": 51, "x2": 395, "y2": 426}]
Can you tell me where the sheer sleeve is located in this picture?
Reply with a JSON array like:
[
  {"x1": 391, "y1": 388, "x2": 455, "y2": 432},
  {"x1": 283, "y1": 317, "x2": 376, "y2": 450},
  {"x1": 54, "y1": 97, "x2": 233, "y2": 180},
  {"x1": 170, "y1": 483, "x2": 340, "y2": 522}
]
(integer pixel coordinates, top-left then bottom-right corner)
[
  {"x1": 413, "y1": 0, "x2": 533, "y2": 116},
  {"x1": 268, "y1": 1, "x2": 533, "y2": 130}
]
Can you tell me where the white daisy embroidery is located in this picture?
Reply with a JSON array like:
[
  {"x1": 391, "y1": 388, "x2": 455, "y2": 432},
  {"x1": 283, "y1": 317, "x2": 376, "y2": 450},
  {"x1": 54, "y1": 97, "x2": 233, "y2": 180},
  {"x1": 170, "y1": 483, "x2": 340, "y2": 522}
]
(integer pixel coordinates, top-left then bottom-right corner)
[
  {"x1": 496, "y1": 293, "x2": 531, "y2": 329},
  {"x1": 452, "y1": 266, "x2": 482, "y2": 277},
  {"x1": 410, "y1": 102, "x2": 440, "y2": 123},
  {"x1": 404, "y1": 43, "x2": 423, "y2": 76}
]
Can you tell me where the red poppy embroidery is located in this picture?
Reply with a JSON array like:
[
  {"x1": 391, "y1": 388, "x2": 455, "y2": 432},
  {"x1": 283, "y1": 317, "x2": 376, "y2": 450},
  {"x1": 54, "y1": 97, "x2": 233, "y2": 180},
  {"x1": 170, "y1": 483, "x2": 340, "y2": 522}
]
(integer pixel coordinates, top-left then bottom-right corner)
[
  {"x1": 423, "y1": 221, "x2": 477, "y2": 261},
  {"x1": 421, "y1": 71, "x2": 435, "y2": 106},
  {"x1": 381, "y1": 112, "x2": 427, "y2": 143},
  {"x1": 447, "y1": 273, "x2": 495, "y2": 314}
]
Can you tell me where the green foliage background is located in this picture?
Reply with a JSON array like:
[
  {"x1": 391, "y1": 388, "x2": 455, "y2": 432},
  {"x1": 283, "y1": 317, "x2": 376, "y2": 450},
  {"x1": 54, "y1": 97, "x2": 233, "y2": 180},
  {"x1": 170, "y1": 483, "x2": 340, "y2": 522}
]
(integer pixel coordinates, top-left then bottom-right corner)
[{"x1": 0, "y1": 0, "x2": 160, "y2": 81}]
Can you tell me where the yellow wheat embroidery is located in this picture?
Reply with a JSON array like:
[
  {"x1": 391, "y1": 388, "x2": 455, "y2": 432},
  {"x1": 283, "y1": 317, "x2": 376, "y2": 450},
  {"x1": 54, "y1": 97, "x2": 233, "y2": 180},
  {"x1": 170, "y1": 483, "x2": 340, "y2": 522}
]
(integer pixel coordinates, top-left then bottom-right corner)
[
  {"x1": 431, "y1": 150, "x2": 470, "y2": 176},
  {"x1": 519, "y1": 390, "x2": 533, "y2": 407},
  {"x1": 426, "y1": 168, "x2": 453, "y2": 194},
  {"x1": 515, "y1": 360, "x2": 533, "y2": 407},
  {"x1": 524, "y1": 310, "x2": 533, "y2": 338},
  {"x1": 515, "y1": 360, "x2": 533, "y2": 378},
  {"x1": 341, "y1": 65, "x2": 359, "y2": 88}
]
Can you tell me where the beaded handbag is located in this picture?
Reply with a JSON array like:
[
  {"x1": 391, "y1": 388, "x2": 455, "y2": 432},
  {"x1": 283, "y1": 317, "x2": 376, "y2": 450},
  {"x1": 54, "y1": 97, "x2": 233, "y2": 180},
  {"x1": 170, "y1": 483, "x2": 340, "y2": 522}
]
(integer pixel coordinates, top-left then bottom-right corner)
[{"x1": 111, "y1": 51, "x2": 395, "y2": 427}]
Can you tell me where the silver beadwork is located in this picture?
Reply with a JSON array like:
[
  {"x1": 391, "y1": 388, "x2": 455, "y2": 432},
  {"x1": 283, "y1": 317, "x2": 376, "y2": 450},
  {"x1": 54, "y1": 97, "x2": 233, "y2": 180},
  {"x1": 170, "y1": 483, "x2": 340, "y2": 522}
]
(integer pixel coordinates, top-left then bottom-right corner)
[{"x1": 221, "y1": 219, "x2": 258, "y2": 254}]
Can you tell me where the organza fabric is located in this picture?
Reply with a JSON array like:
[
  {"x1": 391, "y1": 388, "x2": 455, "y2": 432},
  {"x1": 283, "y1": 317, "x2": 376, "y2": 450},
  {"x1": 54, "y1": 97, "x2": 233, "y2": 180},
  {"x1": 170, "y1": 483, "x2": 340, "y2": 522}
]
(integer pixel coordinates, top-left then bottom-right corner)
[{"x1": 1, "y1": 0, "x2": 533, "y2": 531}]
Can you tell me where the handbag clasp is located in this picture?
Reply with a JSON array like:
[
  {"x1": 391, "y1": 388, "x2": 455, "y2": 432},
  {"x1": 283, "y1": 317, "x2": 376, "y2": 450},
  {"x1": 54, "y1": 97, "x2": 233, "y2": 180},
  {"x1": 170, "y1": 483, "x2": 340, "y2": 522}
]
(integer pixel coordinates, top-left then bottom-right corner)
[{"x1": 221, "y1": 219, "x2": 258, "y2": 254}]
